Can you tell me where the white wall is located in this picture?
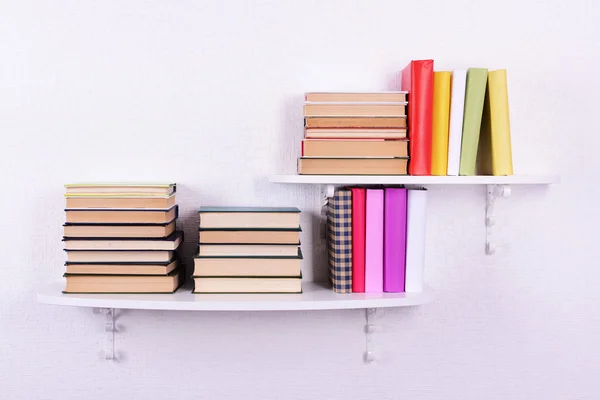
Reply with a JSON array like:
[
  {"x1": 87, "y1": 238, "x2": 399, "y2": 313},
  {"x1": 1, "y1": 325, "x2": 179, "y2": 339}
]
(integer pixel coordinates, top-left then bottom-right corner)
[{"x1": 1, "y1": 0, "x2": 597, "y2": 398}]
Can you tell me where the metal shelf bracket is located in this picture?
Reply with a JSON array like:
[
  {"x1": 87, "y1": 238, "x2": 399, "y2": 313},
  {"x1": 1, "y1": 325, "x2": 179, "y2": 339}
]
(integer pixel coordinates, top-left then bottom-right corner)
[
  {"x1": 93, "y1": 307, "x2": 117, "y2": 360},
  {"x1": 364, "y1": 308, "x2": 382, "y2": 363},
  {"x1": 485, "y1": 184, "x2": 511, "y2": 255}
]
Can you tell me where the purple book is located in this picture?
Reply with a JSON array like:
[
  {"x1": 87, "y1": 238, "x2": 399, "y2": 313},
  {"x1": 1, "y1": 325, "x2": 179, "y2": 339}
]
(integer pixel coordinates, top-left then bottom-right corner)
[
  {"x1": 365, "y1": 189, "x2": 384, "y2": 293},
  {"x1": 384, "y1": 188, "x2": 407, "y2": 292}
]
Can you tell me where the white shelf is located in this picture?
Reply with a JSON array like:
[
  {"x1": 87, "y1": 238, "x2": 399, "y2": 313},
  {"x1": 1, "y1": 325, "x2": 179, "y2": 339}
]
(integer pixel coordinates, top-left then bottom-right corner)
[
  {"x1": 37, "y1": 281, "x2": 434, "y2": 311},
  {"x1": 269, "y1": 174, "x2": 560, "y2": 185}
]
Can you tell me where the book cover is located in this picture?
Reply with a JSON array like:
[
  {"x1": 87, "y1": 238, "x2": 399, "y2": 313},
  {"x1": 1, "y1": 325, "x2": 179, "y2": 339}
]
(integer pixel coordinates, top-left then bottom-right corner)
[
  {"x1": 198, "y1": 207, "x2": 300, "y2": 213},
  {"x1": 195, "y1": 248, "x2": 303, "y2": 259},
  {"x1": 350, "y1": 188, "x2": 366, "y2": 293},
  {"x1": 405, "y1": 188, "x2": 428, "y2": 292},
  {"x1": 327, "y1": 189, "x2": 352, "y2": 293},
  {"x1": 384, "y1": 188, "x2": 407, "y2": 293},
  {"x1": 447, "y1": 70, "x2": 467, "y2": 176},
  {"x1": 478, "y1": 69, "x2": 514, "y2": 176},
  {"x1": 401, "y1": 59, "x2": 434, "y2": 175},
  {"x1": 459, "y1": 68, "x2": 488, "y2": 176},
  {"x1": 365, "y1": 189, "x2": 384, "y2": 293},
  {"x1": 431, "y1": 71, "x2": 452, "y2": 176}
]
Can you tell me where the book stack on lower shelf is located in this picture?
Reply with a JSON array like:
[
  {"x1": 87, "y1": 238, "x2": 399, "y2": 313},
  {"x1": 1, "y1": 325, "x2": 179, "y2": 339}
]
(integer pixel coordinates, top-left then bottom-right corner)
[
  {"x1": 327, "y1": 187, "x2": 427, "y2": 294},
  {"x1": 62, "y1": 183, "x2": 183, "y2": 293},
  {"x1": 299, "y1": 92, "x2": 409, "y2": 175},
  {"x1": 194, "y1": 207, "x2": 303, "y2": 293}
]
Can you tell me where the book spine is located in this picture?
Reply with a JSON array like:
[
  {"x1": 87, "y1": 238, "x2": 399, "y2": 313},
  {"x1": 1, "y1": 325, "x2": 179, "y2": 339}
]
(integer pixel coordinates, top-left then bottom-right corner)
[
  {"x1": 350, "y1": 188, "x2": 366, "y2": 293},
  {"x1": 431, "y1": 71, "x2": 452, "y2": 176},
  {"x1": 402, "y1": 60, "x2": 434, "y2": 175},
  {"x1": 488, "y1": 69, "x2": 514, "y2": 175},
  {"x1": 365, "y1": 189, "x2": 384, "y2": 293},
  {"x1": 327, "y1": 190, "x2": 353, "y2": 293},
  {"x1": 459, "y1": 68, "x2": 488, "y2": 176},
  {"x1": 447, "y1": 70, "x2": 467, "y2": 176},
  {"x1": 405, "y1": 188, "x2": 428, "y2": 292},
  {"x1": 383, "y1": 188, "x2": 407, "y2": 292}
]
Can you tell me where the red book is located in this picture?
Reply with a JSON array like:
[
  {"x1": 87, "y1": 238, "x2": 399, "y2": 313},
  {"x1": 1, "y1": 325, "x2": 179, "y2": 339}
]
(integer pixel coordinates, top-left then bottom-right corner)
[
  {"x1": 350, "y1": 188, "x2": 366, "y2": 293},
  {"x1": 402, "y1": 60, "x2": 434, "y2": 175}
]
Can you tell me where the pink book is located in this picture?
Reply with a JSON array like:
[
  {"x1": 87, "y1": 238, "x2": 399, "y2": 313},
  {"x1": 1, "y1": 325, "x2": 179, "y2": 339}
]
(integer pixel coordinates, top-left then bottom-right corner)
[
  {"x1": 384, "y1": 188, "x2": 407, "y2": 292},
  {"x1": 350, "y1": 188, "x2": 366, "y2": 293},
  {"x1": 365, "y1": 189, "x2": 384, "y2": 293}
]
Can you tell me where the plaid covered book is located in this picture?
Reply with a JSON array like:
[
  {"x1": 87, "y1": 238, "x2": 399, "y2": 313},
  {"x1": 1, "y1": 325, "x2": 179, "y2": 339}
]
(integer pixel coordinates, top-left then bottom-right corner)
[{"x1": 327, "y1": 189, "x2": 352, "y2": 293}]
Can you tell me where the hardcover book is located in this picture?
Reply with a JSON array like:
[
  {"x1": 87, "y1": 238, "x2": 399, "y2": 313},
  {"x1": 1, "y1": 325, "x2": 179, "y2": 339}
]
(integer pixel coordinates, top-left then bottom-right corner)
[
  {"x1": 194, "y1": 249, "x2": 303, "y2": 277},
  {"x1": 62, "y1": 231, "x2": 184, "y2": 251},
  {"x1": 405, "y1": 188, "x2": 428, "y2": 292},
  {"x1": 327, "y1": 189, "x2": 352, "y2": 293},
  {"x1": 459, "y1": 68, "x2": 488, "y2": 176},
  {"x1": 63, "y1": 268, "x2": 182, "y2": 293},
  {"x1": 401, "y1": 59, "x2": 434, "y2": 175},
  {"x1": 64, "y1": 205, "x2": 178, "y2": 224},
  {"x1": 383, "y1": 188, "x2": 407, "y2": 293},
  {"x1": 365, "y1": 189, "x2": 384, "y2": 293},
  {"x1": 477, "y1": 69, "x2": 514, "y2": 176},
  {"x1": 193, "y1": 276, "x2": 302, "y2": 294},
  {"x1": 431, "y1": 71, "x2": 451, "y2": 176},
  {"x1": 447, "y1": 70, "x2": 467, "y2": 176},
  {"x1": 350, "y1": 188, "x2": 366, "y2": 293},
  {"x1": 198, "y1": 207, "x2": 300, "y2": 229},
  {"x1": 198, "y1": 227, "x2": 301, "y2": 244}
]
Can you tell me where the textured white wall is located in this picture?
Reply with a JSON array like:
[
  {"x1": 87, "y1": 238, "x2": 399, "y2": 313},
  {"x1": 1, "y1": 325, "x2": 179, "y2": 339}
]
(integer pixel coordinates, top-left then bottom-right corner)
[{"x1": 1, "y1": 0, "x2": 597, "y2": 399}]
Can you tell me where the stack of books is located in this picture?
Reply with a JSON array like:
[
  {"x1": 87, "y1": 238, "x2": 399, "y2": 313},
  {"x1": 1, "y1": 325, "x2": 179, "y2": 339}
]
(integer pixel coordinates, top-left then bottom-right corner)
[
  {"x1": 62, "y1": 183, "x2": 183, "y2": 293},
  {"x1": 298, "y1": 92, "x2": 409, "y2": 175},
  {"x1": 327, "y1": 187, "x2": 427, "y2": 294},
  {"x1": 401, "y1": 59, "x2": 513, "y2": 176},
  {"x1": 194, "y1": 207, "x2": 303, "y2": 293}
]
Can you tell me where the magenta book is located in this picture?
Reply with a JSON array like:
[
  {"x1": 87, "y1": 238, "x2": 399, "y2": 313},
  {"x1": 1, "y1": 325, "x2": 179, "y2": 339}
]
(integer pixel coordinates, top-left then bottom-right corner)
[
  {"x1": 365, "y1": 189, "x2": 384, "y2": 293},
  {"x1": 384, "y1": 188, "x2": 407, "y2": 292}
]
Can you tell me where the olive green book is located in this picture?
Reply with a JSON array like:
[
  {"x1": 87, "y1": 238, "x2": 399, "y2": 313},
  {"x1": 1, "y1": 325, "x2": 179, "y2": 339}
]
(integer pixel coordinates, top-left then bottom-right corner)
[{"x1": 459, "y1": 68, "x2": 488, "y2": 176}]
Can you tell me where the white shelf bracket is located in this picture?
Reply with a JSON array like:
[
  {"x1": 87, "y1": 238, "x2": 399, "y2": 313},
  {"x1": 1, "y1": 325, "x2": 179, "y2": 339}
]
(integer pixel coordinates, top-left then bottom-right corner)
[
  {"x1": 485, "y1": 184, "x2": 511, "y2": 255},
  {"x1": 93, "y1": 307, "x2": 117, "y2": 360},
  {"x1": 319, "y1": 184, "x2": 335, "y2": 240},
  {"x1": 364, "y1": 307, "x2": 381, "y2": 363}
]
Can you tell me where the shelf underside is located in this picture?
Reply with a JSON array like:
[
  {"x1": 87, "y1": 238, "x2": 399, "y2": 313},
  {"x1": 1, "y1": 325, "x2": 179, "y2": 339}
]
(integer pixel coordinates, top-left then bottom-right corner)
[
  {"x1": 269, "y1": 174, "x2": 559, "y2": 185},
  {"x1": 37, "y1": 282, "x2": 434, "y2": 311}
]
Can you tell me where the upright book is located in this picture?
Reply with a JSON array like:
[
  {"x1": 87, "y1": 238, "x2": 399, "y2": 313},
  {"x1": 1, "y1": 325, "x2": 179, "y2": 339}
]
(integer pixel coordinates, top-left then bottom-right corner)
[
  {"x1": 402, "y1": 59, "x2": 434, "y2": 175},
  {"x1": 459, "y1": 68, "x2": 488, "y2": 175},
  {"x1": 447, "y1": 70, "x2": 467, "y2": 176},
  {"x1": 477, "y1": 69, "x2": 514, "y2": 176},
  {"x1": 383, "y1": 188, "x2": 407, "y2": 293},
  {"x1": 431, "y1": 71, "x2": 452, "y2": 176},
  {"x1": 350, "y1": 188, "x2": 366, "y2": 293},
  {"x1": 327, "y1": 189, "x2": 352, "y2": 293},
  {"x1": 405, "y1": 188, "x2": 428, "y2": 292},
  {"x1": 365, "y1": 189, "x2": 384, "y2": 293}
]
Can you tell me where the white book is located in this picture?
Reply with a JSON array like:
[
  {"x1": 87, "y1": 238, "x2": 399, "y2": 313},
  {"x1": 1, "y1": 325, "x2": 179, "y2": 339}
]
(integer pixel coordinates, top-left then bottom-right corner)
[
  {"x1": 405, "y1": 188, "x2": 428, "y2": 292},
  {"x1": 447, "y1": 70, "x2": 467, "y2": 176}
]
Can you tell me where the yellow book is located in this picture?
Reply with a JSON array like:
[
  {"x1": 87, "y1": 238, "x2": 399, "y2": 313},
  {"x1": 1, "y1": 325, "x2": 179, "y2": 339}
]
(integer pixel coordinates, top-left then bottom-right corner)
[
  {"x1": 431, "y1": 71, "x2": 451, "y2": 175},
  {"x1": 480, "y1": 70, "x2": 513, "y2": 175}
]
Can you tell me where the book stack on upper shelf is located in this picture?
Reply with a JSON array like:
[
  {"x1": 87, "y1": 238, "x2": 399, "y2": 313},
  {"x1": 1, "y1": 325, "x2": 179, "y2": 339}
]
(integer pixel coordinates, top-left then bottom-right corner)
[
  {"x1": 298, "y1": 92, "x2": 409, "y2": 175},
  {"x1": 194, "y1": 207, "x2": 303, "y2": 293},
  {"x1": 327, "y1": 187, "x2": 427, "y2": 294},
  {"x1": 401, "y1": 59, "x2": 513, "y2": 177},
  {"x1": 62, "y1": 183, "x2": 183, "y2": 293}
]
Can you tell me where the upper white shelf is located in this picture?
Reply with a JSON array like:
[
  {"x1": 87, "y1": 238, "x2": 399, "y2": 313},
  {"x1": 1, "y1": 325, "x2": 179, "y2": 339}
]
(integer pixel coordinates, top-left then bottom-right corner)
[
  {"x1": 37, "y1": 282, "x2": 433, "y2": 311},
  {"x1": 269, "y1": 174, "x2": 560, "y2": 185}
]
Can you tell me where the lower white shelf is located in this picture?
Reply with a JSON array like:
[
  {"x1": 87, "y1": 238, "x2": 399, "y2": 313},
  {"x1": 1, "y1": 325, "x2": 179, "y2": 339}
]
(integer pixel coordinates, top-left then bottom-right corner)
[{"x1": 37, "y1": 281, "x2": 434, "y2": 311}]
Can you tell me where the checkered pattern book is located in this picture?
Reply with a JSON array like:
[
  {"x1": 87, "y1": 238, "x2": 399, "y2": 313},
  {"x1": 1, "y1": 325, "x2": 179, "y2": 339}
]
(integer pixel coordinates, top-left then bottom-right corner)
[{"x1": 327, "y1": 189, "x2": 352, "y2": 293}]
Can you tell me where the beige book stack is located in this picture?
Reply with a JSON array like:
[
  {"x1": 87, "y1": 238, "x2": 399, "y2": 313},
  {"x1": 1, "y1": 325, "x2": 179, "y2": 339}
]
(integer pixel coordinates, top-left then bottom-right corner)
[
  {"x1": 194, "y1": 207, "x2": 302, "y2": 294},
  {"x1": 299, "y1": 92, "x2": 410, "y2": 175},
  {"x1": 62, "y1": 183, "x2": 183, "y2": 293}
]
